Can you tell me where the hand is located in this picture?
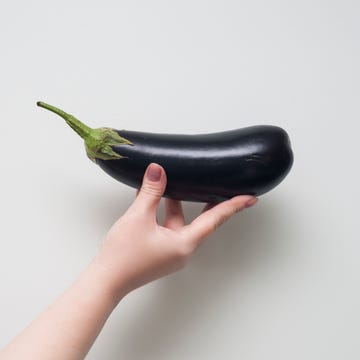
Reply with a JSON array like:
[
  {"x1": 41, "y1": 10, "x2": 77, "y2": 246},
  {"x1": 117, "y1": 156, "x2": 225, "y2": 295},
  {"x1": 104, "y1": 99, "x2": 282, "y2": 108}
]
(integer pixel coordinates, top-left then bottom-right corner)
[
  {"x1": 93, "y1": 163, "x2": 258, "y2": 298},
  {"x1": 0, "y1": 163, "x2": 258, "y2": 360}
]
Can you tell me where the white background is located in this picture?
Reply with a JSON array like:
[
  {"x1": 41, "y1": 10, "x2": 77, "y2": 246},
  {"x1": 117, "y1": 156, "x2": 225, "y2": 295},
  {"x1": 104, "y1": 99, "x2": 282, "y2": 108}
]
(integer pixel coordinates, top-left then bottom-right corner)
[{"x1": 0, "y1": 1, "x2": 359, "y2": 359}]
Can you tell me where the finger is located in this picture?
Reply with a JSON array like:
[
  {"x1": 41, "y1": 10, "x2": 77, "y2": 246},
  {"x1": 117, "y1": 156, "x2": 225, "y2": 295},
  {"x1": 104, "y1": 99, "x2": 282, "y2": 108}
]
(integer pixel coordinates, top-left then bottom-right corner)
[
  {"x1": 202, "y1": 202, "x2": 218, "y2": 213},
  {"x1": 182, "y1": 195, "x2": 258, "y2": 248},
  {"x1": 135, "y1": 189, "x2": 140, "y2": 198},
  {"x1": 132, "y1": 163, "x2": 167, "y2": 214},
  {"x1": 163, "y1": 198, "x2": 185, "y2": 230}
]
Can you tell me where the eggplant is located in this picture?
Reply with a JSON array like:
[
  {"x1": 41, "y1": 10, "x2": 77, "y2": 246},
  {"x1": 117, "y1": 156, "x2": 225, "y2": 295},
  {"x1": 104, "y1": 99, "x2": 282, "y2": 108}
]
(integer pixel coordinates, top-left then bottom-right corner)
[{"x1": 37, "y1": 101, "x2": 294, "y2": 202}]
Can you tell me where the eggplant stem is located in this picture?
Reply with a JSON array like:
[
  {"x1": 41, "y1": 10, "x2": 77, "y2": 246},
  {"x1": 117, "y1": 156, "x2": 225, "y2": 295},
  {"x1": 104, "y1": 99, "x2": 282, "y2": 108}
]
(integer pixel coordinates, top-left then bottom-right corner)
[
  {"x1": 37, "y1": 101, "x2": 132, "y2": 163},
  {"x1": 37, "y1": 101, "x2": 92, "y2": 139}
]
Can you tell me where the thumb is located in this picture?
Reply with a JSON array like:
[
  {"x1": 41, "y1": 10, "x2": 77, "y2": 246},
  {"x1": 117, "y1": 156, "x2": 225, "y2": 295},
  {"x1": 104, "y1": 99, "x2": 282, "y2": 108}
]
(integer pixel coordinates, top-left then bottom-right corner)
[{"x1": 134, "y1": 163, "x2": 167, "y2": 213}]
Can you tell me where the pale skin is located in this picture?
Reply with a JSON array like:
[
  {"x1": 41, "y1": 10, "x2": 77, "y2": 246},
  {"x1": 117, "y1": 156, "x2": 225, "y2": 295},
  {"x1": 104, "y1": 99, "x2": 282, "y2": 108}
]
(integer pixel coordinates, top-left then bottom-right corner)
[{"x1": 0, "y1": 163, "x2": 258, "y2": 360}]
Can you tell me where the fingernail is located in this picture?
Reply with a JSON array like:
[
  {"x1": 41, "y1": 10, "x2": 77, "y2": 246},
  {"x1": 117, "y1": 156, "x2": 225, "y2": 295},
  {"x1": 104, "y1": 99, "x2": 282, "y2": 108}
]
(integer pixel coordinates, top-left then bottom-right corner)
[
  {"x1": 147, "y1": 163, "x2": 162, "y2": 182},
  {"x1": 245, "y1": 197, "x2": 258, "y2": 208}
]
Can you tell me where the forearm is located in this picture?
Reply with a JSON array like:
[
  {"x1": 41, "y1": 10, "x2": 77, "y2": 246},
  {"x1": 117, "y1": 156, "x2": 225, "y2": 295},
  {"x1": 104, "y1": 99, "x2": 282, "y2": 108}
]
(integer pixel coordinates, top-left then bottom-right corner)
[
  {"x1": 0, "y1": 260, "x2": 127, "y2": 360},
  {"x1": 0, "y1": 163, "x2": 257, "y2": 360}
]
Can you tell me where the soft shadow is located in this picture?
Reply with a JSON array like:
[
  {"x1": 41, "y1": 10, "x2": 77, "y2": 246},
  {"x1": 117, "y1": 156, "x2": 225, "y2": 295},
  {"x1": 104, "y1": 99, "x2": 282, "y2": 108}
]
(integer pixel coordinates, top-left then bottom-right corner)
[{"x1": 92, "y1": 197, "x2": 295, "y2": 360}]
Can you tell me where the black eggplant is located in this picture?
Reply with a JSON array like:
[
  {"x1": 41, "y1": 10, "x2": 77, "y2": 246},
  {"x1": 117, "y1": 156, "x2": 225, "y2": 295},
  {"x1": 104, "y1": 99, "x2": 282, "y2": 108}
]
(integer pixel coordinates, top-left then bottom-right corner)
[{"x1": 37, "y1": 101, "x2": 294, "y2": 202}]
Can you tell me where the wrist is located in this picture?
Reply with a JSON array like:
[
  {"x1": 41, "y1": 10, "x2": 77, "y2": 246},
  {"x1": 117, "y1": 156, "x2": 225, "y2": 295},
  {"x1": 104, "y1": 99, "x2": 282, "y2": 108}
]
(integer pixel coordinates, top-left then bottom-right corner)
[{"x1": 87, "y1": 254, "x2": 133, "y2": 304}]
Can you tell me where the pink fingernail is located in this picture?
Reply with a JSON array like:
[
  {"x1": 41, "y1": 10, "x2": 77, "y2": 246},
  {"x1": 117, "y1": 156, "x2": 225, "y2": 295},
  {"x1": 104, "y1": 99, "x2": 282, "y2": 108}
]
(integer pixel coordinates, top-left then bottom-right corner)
[
  {"x1": 147, "y1": 163, "x2": 162, "y2": 182},
  {"x1": 245, "y1": 197, "x2": 258, "y2": 208}
]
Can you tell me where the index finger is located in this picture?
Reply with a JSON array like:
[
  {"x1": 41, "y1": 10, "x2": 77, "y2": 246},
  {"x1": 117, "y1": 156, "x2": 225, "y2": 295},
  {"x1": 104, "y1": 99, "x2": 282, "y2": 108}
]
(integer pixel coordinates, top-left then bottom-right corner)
[{"x1": 181, "y1": 195, "x2": 257, "y2": 248}]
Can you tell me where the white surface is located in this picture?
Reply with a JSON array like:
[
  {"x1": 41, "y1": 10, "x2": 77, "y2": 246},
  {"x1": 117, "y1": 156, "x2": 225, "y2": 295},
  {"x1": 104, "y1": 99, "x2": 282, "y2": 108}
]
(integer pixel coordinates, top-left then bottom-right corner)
[{"x1": 0, "y1": 1, "x2": 359, "y2": 359}]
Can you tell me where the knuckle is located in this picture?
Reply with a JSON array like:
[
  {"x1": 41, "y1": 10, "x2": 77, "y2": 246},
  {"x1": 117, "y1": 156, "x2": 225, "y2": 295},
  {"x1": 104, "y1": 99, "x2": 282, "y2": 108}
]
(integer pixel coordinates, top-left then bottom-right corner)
[
  {"x1": 175, "y1": 242, "x2": 194, "y2": 261},
  {"x1": 140, "y1": 184, "x2": 162, "y2": 197},
  {"x1": 213, "y1": 214, "x2": 226, "y2": 231}
]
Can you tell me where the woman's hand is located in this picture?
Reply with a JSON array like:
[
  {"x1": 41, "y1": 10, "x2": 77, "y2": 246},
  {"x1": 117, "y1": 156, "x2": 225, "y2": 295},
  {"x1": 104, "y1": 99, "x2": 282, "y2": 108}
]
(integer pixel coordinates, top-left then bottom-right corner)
[
  {"x1": 0, "y1": 162, "x2": 257, "y2": 360},
  {"x1": 93, "y1": 163, "x2": 258, "y2": 298}
]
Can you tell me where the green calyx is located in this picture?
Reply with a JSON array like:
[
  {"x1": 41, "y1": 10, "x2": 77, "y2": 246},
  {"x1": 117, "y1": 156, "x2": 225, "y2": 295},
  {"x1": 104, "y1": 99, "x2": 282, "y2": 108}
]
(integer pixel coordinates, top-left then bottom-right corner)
[{"x1": 37, "y1": 101, "x2": 132, "y2": 162}]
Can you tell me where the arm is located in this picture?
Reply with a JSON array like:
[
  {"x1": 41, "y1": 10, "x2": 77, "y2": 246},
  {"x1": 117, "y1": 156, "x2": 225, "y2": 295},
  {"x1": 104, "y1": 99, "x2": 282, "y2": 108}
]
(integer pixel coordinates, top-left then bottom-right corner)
[{"x1": 0, "y1": 163, "x2": 257, "y2": 360}]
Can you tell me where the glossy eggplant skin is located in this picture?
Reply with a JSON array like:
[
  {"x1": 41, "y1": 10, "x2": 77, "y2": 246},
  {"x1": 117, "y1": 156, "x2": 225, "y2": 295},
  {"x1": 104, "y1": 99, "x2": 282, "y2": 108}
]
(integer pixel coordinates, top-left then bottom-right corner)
[{"x1": 96, "y1": 125, "x2": 293, "y2": 203}]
